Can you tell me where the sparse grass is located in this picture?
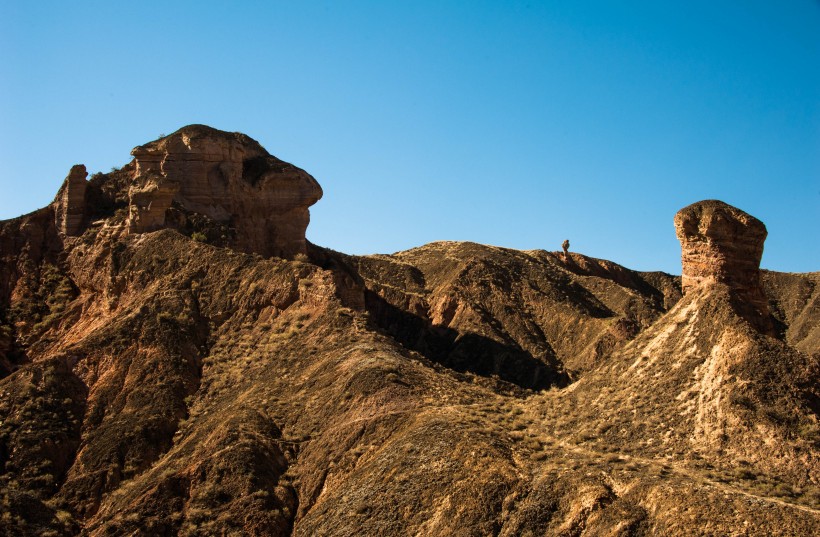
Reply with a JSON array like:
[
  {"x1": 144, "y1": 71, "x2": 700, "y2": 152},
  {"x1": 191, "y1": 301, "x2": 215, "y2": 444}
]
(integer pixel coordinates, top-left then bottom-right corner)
[
  {"x1": 523, "y1": 438, "x2": 541, "y2": 450},
  {"x1": 771, "y1": 483, "x2": 795, "y2": 498},
  {"x1": 732, "y1": 468, "x2": 757, "y2": 481}
]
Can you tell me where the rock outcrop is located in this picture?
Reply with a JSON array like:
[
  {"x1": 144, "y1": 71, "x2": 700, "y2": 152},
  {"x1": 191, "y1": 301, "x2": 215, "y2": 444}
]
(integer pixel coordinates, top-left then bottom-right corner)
[
  {"x1": 127, "y1": 174, "x2": 179, "y2": 234},
  {"x1": 126, "y1": 125, "x2": 322, "y2": 258},
  {"x1": 674, "y1": 200, "x2": 770, "y2": 323},
  {"x1": 2, "y1": 132, "x2": 819, "y2": 536},
  {"x1": 52, "y1": 164, "x2": 88, "y2": 237}
]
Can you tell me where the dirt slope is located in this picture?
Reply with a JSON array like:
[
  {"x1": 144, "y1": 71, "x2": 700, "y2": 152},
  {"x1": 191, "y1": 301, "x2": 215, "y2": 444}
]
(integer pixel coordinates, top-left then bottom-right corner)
[{"x1": 0, "y1": 127, "x2": 817, "y2": 536}]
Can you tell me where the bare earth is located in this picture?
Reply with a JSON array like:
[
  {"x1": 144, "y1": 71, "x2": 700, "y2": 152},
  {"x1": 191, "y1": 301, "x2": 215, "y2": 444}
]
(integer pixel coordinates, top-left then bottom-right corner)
[{"x1": 0, "y1": 127, "x2": 817, "y2": 536}]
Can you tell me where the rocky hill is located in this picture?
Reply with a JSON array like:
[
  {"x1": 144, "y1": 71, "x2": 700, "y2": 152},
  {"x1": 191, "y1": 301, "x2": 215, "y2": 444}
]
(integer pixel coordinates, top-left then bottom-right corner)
[{"x1": 0, "y1": 126, "x2": 817, "y2": 536}]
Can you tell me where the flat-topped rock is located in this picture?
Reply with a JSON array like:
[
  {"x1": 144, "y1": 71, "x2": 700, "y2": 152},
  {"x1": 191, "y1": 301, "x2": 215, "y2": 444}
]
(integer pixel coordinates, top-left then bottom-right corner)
[
  {"x1": 674, "y1": 199, "x2": 769, "y2": 320},
  {"x1": 127, "y1": 125, "x2": 322, "y2": 258}
]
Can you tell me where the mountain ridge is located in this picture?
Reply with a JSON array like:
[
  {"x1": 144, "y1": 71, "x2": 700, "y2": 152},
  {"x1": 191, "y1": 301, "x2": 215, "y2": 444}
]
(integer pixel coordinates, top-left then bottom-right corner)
[{"x1": 0, "y1": 126, "x2": 817, "y2": 536}]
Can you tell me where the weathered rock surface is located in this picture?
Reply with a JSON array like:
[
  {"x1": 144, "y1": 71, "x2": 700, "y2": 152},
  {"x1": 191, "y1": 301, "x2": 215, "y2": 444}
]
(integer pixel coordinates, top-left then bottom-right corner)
[
  {"x1": 674, "y1": 200, "x2": 766, "y2": 298},
  {"x1": 127, "y1": 125, "x2": 322, "y2": 258},
  {"x1": 52, "y1": 164, "x2": 88, "y2": 237},
  {"x1": 127, "y1": 173, "x2": 179, "y2": 234},
  {"x1": 675, "y1": 199, "x2": 771, "y2": 326},
  {"x1": 0, "y1": 131, "x2": 818, "y2": 536}
]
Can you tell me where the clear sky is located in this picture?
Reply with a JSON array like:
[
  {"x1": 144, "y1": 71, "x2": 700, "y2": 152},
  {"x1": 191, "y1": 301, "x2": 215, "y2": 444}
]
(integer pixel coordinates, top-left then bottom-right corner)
[{"x1": 1, "y1": 1, "x2": 818, "y2": 274}]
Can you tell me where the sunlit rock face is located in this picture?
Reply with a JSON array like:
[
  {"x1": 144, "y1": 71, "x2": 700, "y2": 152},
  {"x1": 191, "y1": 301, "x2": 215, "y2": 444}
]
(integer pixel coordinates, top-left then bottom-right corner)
[
  {"x1": 674, "y1": 199, "x2": 770, "y2": 323},
  {"x1": 52, "y1": 164, "x2": 88, "y2": 237},
  {"x1": 127, "y1": 124, "x2": 323, "y2": 258}
]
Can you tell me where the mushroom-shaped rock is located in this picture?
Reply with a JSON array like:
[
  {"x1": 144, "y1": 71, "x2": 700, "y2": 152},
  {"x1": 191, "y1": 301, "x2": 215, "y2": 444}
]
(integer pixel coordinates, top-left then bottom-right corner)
[
  {"x1": 674, "y1": 200, "x2": 770, "y2": 322},
  {"x1": 52, "y1": 164, "x2": 88, "y2": 237},
  {"x1": 127, "y1": 125, "x2": 323, "y2": 258}
]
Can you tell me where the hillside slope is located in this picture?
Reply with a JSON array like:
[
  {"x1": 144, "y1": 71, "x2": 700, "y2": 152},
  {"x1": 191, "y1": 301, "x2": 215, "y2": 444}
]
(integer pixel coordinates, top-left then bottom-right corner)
[{"x1": 0, "y1": 127, "x2": 817, "y2": 536}]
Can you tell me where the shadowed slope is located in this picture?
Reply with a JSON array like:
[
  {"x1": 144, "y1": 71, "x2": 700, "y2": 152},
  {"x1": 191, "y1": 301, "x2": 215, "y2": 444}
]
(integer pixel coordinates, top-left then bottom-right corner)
[
  {"x1": 342, "y1": 241, "x2": 680, "y2": 380},
  {"x1": 0, "y1": 128, "x2": 818, "y2": 536}
]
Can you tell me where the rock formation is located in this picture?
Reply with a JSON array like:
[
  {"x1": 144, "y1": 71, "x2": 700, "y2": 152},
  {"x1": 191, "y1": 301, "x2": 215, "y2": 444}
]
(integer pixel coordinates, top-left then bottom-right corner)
[
  {"x1": 52, "y1": 164, "x2": 88, "y2": 237},
  {"x1": 674, "y1": 200, "x2": 770, "y2": 321},
  {"x1": 127, "y1": 174, "x2": 180, "y2": 234},
  {"x1": 127, "y1": 125, "x2": 322, "y2": 258},
  {"x1": 1, "y1": 131, "x2": 819, "y2": 536}
]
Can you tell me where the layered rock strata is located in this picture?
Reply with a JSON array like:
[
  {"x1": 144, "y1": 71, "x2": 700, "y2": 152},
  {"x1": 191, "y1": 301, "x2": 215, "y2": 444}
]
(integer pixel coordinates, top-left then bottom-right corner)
[
  {"x1": 127, "y1": 125, "x2": 322, "y2": 258},
  {"x1": 674, "y1": 199, "x2": 770, "y2": 324},
  {"x1": 52, "y1": 164, "x2": 88, "y2": 237},
  {"x1": 1, "y1": 143, "x2": 819, "y2": 535}
]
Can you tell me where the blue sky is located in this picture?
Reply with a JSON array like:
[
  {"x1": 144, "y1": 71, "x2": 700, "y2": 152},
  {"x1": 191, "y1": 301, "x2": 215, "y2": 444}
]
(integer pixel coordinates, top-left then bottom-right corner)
[{"x1": 1, "y1": 1, "x2": 818, "y2": 274}]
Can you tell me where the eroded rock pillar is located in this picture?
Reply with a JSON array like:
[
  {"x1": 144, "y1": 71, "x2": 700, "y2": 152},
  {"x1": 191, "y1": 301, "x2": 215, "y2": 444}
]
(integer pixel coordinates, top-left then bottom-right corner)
[{"x1": 674, "y1": 199, "x2": 771, "y2": 330}]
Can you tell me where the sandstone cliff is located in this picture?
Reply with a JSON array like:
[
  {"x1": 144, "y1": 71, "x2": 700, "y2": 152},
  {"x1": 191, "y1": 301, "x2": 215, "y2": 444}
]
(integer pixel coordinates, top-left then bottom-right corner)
[
  {"x1": 126, "y1": 125, "x2": 323, "y2": 258},
  {"x1": 675, "y1": 199, "x2": 772, "y2": 332},
  {"x1": 52, "y1": 165, "x2": 88, "y2": 237},
  {"x1": 0, "y1": 128, "x2": 817, "y2": 536}
]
